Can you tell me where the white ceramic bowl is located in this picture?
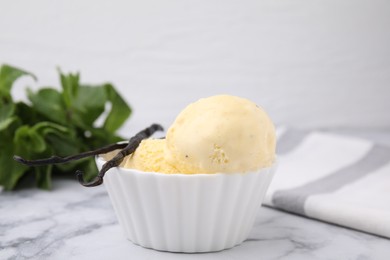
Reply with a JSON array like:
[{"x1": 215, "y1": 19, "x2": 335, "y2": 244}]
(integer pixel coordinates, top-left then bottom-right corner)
[{"x1": 96, "y1": 156, "x2": 276, "y2": 253}]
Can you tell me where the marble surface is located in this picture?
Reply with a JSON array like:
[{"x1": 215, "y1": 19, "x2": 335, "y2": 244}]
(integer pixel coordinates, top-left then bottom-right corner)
[{"x1": 1, "y1": 178, "x2": 390, "y2": 260}]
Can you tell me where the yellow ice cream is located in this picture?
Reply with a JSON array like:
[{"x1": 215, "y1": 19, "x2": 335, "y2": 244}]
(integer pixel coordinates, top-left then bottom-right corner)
[
  {"x1": 165, "y1": 95, "x2": 275, "y2": 173},
  {"x1": 123, "y1": 139, "x2": 179, "y2": 173},
  {"x1": 125, "y1": 95, "x2": 276, "y2": 174}
]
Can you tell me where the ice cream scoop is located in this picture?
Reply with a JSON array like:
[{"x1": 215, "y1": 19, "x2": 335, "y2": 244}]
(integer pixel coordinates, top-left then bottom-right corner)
[
  {"x1": 125, "y1": 95, "x2": 275, "y2": 174},
  {"x1": 123, "y1": 139, "x2": 179, "y2": 173},
  {"x1": 165, "y1": 95, "x2": 276, "y2": 173}
]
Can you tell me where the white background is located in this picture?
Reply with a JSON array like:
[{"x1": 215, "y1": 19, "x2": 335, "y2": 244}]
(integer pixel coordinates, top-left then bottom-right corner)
[{"x1": 1, "y1": 0, "x2": 389, "y2": 132}]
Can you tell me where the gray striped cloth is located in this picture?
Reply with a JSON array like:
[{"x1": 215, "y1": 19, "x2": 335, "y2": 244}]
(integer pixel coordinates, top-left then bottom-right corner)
[{"x1": 264, "y1": 128, "x2": 390, "y2": 238}]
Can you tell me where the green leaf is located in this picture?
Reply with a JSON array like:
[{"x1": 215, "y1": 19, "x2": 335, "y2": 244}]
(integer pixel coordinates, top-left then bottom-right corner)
[
  {"x1": 0, "y1": 64, "x2": 36, "y2": 100},
  {"x1": 0, "y1": 101, "x2": 14, "y2": 118},
  {"x1": 36, "y1": 122, "x2": 80, "y2": 157},
  {"x1": 0, "y1": 128, "x2": 29, "y2": 190},
  {"x1": 0, "y1": 102, "x2": 17, "y2": 132},
  {"x1": 103, "y1": 83, "x2": 131, "y2": 133},
  {"x1": 27, "y1": 88, "x2": 67, "y2": 125},
  {"x1": 87, "y1": 127, "x2": 123, "y2": 147},
  {"x1": 59, "y1": 70, "x2": 79, "y2": 108},
  {"x1": 32, "y1": 121, "x2": 69, "y2": 136},
  {"x1": 0, "y1": 116, "x2": 18, "y2": 132},
  {"x1": 14, "y1": 125, "x2": 47, "y2": 153},
  {"x1": 71, "y1": 85, "x2": 106, "y2": 127},
  {"x1": 15, "y1": 102, "x2": 42, "y2": 126},
  {"x1": 0, "y1": 143, "x2": 29, "y2": 190},
  {"x1": 34, "y1": 165, "x2": 53, "y2": 190}
]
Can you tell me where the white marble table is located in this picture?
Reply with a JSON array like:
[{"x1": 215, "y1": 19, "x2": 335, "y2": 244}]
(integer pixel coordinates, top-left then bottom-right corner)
[
  {"x1": 1, "y1": 178, "x2": 390, "y2": 260},
  {"x1": 1, "y1": 130, "x2": 390, "y2": 260}
]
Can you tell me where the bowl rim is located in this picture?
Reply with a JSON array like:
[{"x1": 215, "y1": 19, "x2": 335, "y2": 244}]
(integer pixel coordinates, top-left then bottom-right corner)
[{"x1": 95, "y1": 154, "x2": 277, "y2": 178}]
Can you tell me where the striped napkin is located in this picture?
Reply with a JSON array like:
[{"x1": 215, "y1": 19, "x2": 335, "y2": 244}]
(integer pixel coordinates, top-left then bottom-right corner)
[{"x1": 264, "y1": 128, "x2": 390, "y2": 238}]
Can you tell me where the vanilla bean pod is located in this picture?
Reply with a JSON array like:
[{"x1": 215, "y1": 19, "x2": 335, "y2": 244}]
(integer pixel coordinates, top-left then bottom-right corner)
[
  {"x1": 14, "y1": 123, "x2": 164, "y2": 188},
  {"x1": 77, "y1": 123, "x2": 164, "y2": 187},
  {"x1": 14, "y1": 142, "x2": 128, "y2": 166}
]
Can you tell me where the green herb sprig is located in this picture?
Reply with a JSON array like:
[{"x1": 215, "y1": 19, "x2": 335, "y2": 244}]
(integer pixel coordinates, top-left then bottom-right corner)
[{"x1": 0, "y1": 64, "x2": 131, "y2": 190}]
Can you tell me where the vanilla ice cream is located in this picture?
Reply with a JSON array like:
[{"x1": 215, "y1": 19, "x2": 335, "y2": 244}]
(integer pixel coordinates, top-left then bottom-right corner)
[
  {"x1": 124, "y1": 95, "x2": 275, "y2": 174},
  {"x1": 165, "y1": 95, "x2": 275, "y2": 173},
  {"x1": 123, "y1": 139, "x2": 179, "y2": 173}
]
